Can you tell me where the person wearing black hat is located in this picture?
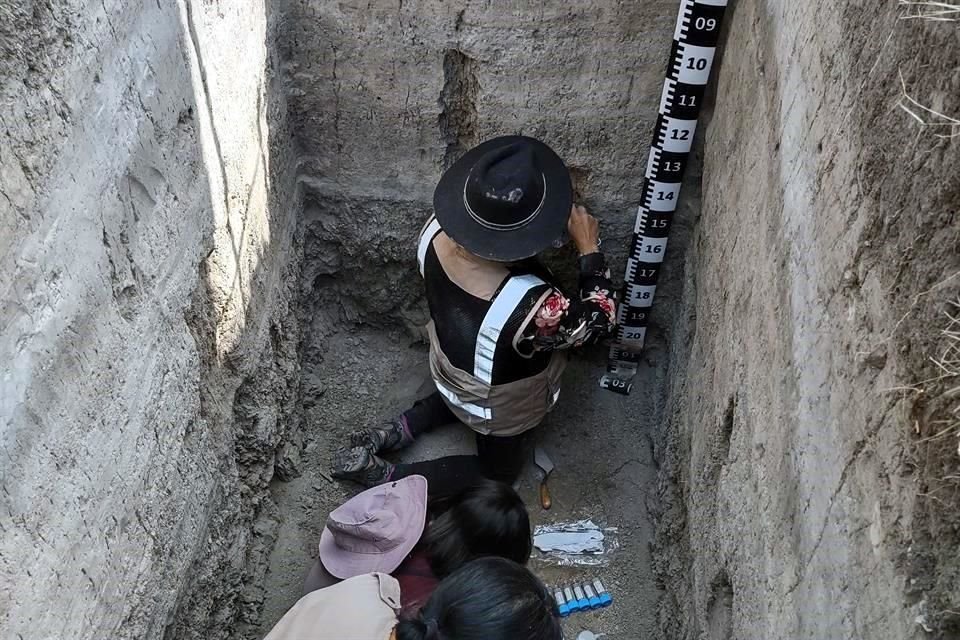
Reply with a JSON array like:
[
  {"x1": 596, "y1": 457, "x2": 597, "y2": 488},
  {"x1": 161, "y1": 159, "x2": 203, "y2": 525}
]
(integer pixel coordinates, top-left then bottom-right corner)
[{"x1": 332, "y1": 136, "x2": 617, "y2": 489}]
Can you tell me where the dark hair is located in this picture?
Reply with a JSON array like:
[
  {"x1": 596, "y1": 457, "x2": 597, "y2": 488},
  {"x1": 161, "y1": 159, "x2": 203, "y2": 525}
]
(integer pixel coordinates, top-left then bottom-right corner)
[
  {"x1": 395, "y1": 557, "x2": 561, "y2": 640},
  {"x1": 420, "y1": 479, "x2": 532, "y2": 577}
]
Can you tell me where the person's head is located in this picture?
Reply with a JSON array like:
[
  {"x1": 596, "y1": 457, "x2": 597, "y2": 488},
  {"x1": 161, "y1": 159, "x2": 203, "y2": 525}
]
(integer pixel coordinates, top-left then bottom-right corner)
[
  {"x1": 395, "y1": 557, "x2": 561, "y2": 640},
  {"x1": 433, "y1": 136, "x2": 572, "y2": 262},
  {"x1": 420, "y1": 479, "x2": 532, "y2": 577}
]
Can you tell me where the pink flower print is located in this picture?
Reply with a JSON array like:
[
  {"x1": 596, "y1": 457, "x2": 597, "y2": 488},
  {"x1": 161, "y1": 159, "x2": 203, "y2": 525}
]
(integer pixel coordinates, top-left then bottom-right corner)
[{"x1": 535, "y1": 293, "x2": 570, "y2": 336}]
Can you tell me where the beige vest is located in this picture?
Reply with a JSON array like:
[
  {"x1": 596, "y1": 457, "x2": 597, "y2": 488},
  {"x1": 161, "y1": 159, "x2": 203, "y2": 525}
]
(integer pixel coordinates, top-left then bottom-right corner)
[
  {"x1": 428, "y1": 322, "x2": 567, "y2": 436},
  {"x1": 262, "y1": 573, "x2": 400, "y2": 640}
]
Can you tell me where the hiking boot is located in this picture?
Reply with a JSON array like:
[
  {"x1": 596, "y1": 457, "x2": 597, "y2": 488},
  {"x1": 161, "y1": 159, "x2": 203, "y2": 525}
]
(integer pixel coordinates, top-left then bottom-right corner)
[
  {"x1": 349, "y1": 419, "x2": 412, "y2": 455},
  {"x1": 331, "y1": 446, "x2": 394, "y2": 487}
]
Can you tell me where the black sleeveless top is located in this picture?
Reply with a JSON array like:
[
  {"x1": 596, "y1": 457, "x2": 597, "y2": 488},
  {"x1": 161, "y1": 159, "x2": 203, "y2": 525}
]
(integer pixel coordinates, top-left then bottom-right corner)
[{"x1": 423, "y1": 242, "x2": 555, "y2": 385}]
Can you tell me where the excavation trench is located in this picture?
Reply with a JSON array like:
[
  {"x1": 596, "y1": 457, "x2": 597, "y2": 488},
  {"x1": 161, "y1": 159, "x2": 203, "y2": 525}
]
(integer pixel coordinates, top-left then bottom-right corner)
[
  {"x1": 3, "y1": 1, "x2": 960, "y2": 640},
  {"x1": 239, "y1": 184, "x2": 689, "y2": 638}
]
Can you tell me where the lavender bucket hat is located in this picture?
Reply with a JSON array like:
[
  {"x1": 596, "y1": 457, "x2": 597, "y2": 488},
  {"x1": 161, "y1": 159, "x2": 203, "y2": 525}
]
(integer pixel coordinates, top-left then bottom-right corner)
[{"x1": 318, "y1": 475, "x2": 428, "y2": 579}]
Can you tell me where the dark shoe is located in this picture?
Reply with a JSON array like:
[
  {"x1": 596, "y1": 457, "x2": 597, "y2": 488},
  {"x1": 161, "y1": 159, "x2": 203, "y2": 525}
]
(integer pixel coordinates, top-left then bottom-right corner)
[
  {"x1": 349, "y1": 419, "x2": 412, "y2": 455},
  {"x1": 331, "y1": 446, "x2": 393, "y2": 487}
]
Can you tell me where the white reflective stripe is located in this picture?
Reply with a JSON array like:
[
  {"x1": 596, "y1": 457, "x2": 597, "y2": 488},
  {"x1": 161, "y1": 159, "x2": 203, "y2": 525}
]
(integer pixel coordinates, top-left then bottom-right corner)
[
  {"x1": 551, "y1": 388, "x2": 561, "y2": 405},
  {"x1": 435, "y1": 381, "x2": 492, "y2": 420},
  {"x1": 474, "y1": 274, "x2": 546, "y2": 384},
  {"x1": 417, "y1": 218, "x2": 442, "y2": 277}
]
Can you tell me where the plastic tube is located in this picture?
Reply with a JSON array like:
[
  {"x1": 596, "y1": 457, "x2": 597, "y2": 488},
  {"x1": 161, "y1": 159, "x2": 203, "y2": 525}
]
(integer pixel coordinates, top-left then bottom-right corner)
[
  {"x1": 554, "y1": 587, "x2": 570, "y2": 617},
  {"x1": 572, "y1": 584, "x2": 590, "y2": 610},
  {"x1": 583, "y1": 582, "x2": 602, "y2": 609},
  {"x1": 592, "y1": 578, "x2": 613, "y2": 607}
]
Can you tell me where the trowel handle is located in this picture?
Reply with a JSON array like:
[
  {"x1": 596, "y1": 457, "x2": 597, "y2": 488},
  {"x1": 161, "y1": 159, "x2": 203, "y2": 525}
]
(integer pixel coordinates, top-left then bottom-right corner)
[{"x1": 539, "y1": 480, "x2": 552, "y2": 510}]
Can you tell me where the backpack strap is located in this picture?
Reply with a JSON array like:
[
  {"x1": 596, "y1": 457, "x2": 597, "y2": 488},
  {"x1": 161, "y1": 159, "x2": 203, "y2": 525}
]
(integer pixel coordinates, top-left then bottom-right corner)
[
  {"x1": 417, "y1": 216, "x2": 442, "y2": 277},
  {"x1": 473, "y1": 274, "x2": 547, "y2": 384}
]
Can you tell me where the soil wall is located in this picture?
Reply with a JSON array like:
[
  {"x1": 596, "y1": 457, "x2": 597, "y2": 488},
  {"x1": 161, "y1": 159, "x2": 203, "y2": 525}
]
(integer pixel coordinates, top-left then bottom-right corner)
[
  {"x1": 1, "y1": 3, "x2": 301, "y2": 639},
  {"x1": 654, "y1": 3, "x2": 960, "y2": 638},
  {"x1": 3, "y1": 1, "x2": 959, "y2": 639},
  {"x1": 284, "y1": 0, "x2": 683, "y2": 289}
]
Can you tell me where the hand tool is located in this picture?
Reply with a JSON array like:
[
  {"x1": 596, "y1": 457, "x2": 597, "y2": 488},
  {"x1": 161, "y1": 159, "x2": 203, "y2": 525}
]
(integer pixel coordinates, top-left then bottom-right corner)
[{"x1": 534, "y1": 446, "x2": 555, "y2": 510}]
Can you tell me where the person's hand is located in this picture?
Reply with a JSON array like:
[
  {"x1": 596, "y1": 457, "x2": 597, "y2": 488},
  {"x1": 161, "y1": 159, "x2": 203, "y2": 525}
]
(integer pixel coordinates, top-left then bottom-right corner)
[{"x1": 567, "y1": 204, "x2": 600, "y2": 255}]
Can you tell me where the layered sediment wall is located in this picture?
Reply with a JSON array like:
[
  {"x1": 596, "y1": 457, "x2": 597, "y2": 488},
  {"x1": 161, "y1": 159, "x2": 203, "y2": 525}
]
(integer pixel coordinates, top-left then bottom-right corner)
[{"x1": 1, "y1": 1, "x2": 957, "y2": 639}]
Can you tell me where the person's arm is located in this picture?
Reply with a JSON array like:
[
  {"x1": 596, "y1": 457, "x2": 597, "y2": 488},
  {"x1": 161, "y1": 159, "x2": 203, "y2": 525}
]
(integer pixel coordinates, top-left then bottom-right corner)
[{"x1": 520, "y1": 206, "x2": 618, "y2": 352}]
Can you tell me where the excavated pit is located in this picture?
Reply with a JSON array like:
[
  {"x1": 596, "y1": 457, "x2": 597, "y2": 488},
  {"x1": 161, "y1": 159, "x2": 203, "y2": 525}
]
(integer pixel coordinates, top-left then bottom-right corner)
[
  {"x1": 239, "y1": 167, "x2": 700, "y2": 638},
  {"x1": 236, "y1": 4, "x2": 701, "y2": 634},
  {"x1": 3, "y1": 2, "x2": 960, "y2": 640}
]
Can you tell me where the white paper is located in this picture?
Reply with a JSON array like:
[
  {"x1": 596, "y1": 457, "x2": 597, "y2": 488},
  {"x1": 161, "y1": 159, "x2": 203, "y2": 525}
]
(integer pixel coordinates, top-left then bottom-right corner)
[{"x1": 533, "y1": 520, "x2": 605, "y2": 554}]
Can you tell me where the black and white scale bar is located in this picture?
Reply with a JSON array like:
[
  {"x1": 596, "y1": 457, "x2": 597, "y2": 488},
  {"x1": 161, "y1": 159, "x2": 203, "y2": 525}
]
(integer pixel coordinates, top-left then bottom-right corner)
[{"x1": 601, "y1": 0, "x2": 728, "y2": 395}]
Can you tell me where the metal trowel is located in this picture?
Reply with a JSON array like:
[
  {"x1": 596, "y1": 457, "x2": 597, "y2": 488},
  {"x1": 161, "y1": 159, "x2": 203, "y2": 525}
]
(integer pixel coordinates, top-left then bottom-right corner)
[{"x1": 534, "y1": 446, "x2": 555, "y2": 510}]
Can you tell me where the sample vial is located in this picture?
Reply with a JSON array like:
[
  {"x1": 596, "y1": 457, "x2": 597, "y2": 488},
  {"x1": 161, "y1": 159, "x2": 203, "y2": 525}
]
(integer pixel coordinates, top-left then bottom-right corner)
[
  {"x1": 554, "y1": 587, "x2": 570, "y2": 617},
  {"x1": 572, "y1": 583, "x2": 590, "y2": 610},
  {"x1": 592, "y1": 578, "x2": 613, "y2": 607},
  {"x1": 563, "y1": 585, "x2": 581, "y2": 613},
  {"x1": 583, "y1": 582, "x2": 602, "y2": 609}
]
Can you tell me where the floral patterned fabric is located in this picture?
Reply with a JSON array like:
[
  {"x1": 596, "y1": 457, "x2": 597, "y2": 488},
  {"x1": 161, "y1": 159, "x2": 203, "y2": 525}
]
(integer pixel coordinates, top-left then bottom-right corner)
[{"x1": 524, "y1": 252, "x2": 617, "y2": 351}]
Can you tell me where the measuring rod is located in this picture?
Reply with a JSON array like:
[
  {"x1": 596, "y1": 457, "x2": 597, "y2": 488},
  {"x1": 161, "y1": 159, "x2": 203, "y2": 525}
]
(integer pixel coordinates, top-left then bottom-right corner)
[{"x1": 600, "y1": 0, "x2": 729, "y2": 395}]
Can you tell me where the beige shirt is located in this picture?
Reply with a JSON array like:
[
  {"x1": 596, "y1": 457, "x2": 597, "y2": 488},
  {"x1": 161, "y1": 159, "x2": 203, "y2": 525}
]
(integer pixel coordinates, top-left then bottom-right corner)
[{"x1": 263, "y1": 573, "x2": 400, "y2": 640}]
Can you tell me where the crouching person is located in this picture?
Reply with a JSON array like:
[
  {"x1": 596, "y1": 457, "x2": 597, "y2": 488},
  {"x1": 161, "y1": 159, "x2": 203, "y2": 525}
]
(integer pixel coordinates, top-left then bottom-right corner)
[
  {"x1": 303, "y1": 475, "x2": 532, "y2": 614},
  {"x1": 333, "y1": 136, "x2": 617, "y2": 489},
  {"x1": 264, "y1": 557, "x2": 562, "y2": 640}
]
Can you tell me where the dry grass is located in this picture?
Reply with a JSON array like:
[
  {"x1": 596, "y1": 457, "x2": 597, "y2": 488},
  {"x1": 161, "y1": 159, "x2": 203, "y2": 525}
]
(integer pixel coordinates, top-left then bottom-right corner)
[
  {"x1": 903, "y1": 296, "x2": 960, "y2": 390},
  {"x1": 870, "y1": 271, "x2": 960, "y2": 364},
  {"x1": 884, "y1": 295, "x2": 960, "y2": 458},
  {"x1": 898, "y1": 69, "x2": 960, "y2": 138},
  {"x1": 912, "y1": 297, "x2": 960, "y2": 448},
  {"x1": 899, "y1": 1, "x2": 960, "y2": 21},
  {"x1": 910, "y1": 298, "x2": 960, "y2": 635},
  {"x1": 931, "y1": 302, "x2": 960, "y2": 386},
  {"x1": 930, "y1": 298, "x2": 960, "y2": 455}
]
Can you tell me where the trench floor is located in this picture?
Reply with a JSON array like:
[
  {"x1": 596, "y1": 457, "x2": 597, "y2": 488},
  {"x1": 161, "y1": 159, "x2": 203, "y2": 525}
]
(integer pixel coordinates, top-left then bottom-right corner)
[{"x1": 246, "y1": 325, "x2": 666, "y2": 639}]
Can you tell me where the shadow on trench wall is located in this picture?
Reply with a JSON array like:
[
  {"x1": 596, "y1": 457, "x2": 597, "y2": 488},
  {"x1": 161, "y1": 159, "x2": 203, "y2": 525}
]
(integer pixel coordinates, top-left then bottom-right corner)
[
  {"x1": 162, "y1": 2, "x2": 304, "y2": 639},
  {"x1": 0, "y1": 2, "x2": 302, "y2": 640}
]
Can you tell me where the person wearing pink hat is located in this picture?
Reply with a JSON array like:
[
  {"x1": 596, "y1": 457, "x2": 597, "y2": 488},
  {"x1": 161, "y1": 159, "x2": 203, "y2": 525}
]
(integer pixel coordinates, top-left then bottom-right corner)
[
  {"x1": 317, "y1": 475, "x2": 429, "y2": 579},
  {"x1": 264, "y1": 557, "x2": 562, "y2": 640},
  {"x1": 303, "y1": 477, "x2": 532, "y2": 614}
]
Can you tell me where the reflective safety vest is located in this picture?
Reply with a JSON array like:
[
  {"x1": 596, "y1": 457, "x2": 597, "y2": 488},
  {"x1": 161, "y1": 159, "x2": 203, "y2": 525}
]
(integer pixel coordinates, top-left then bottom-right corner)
[{"x1": 418, "y1": 217, "x2": 566, "y2": 436}]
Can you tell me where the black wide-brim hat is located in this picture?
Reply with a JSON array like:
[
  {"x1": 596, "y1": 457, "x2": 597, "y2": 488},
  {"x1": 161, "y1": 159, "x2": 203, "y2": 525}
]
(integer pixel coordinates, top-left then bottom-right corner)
[{"x1": 433, "y1": 136, "x2": 572, "y2": 262}]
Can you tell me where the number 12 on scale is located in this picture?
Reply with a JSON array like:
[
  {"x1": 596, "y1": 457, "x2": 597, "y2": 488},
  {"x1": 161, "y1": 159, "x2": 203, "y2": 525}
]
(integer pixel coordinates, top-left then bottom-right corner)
[{"x1": 660, "y1": 116, "x2": 697, "y2": 153}]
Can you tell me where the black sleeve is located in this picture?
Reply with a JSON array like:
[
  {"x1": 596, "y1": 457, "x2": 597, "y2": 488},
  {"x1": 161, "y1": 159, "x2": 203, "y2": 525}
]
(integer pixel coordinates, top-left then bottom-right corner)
[{"x1": 518, "y1": 252, "x2": 618, "y2": 352}]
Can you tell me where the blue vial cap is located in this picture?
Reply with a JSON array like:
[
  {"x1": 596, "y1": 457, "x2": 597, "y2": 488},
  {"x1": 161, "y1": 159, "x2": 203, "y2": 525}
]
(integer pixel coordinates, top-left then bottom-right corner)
[
  {"x1": 558, "y1": 603, "x2": 571, "y2": 617},
  {"x1": 567, "y1": 599, "x2": 581, "y2": 613},
  {"x1": 598, "y1": 592, "x2": 613, "y2": 607},
  {"x1": 588, "y1": 594, "x2": 602, "y2": 608},
  {"x1": 578, "y1": 595, "x2": 590, "y2": 609}
]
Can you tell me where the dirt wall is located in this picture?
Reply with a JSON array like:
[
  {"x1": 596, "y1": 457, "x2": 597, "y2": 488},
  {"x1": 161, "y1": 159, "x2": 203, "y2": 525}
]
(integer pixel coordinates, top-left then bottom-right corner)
[
  {"x1": 4, "y1": 1, "x2": 958, "y2": 638},
  {"x1": 0, "y1": 3, "x2": 301, "y2": 639},
  {"x1": 282, "y1": 0, "x2": 685, "y2": 274},
  {"x1": 654, "y1": 2, "x2": 960, "y2": 638},
  {"x1": 282, "y1": 0, "x2": 698, "y2": 420}
]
